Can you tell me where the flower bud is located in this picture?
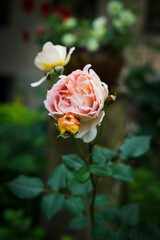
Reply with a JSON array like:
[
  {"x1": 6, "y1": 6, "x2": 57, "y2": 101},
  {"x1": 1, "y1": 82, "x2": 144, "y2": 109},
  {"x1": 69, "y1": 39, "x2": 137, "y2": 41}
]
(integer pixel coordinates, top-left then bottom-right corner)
[
  {"x1": 58, "y1": 113, "x2": 80, "y2": 136},
  {"x1": 106, "y1": 94, "x2": 116, "y2": 105}
]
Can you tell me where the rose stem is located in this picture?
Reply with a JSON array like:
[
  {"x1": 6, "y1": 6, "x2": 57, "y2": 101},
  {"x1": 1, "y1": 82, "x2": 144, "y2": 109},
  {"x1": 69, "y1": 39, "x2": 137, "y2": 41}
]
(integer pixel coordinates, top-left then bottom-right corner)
[
  {"x1": 70, "y1": 135, "x2": 87, "y2": 163},
  {"x1": 88, "y1": 143, "x2": 96, "y2": 226},
  {"x1": 90, "y1": 174, "x2": 96, "y2": 225}
]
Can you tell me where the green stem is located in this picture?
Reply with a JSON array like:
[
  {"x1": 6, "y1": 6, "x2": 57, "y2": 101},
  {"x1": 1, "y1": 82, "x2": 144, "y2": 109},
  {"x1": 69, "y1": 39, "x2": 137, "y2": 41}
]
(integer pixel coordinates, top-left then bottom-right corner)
[
  {"x1": 90, "y1": 174, "x2": 96, "y2": 225},
  {"x1": 88, "y1": 143, "x2": 97, "y2": 226},
  {"x1": 70, "y1": 135, "x2": 84, "y2": 159}
]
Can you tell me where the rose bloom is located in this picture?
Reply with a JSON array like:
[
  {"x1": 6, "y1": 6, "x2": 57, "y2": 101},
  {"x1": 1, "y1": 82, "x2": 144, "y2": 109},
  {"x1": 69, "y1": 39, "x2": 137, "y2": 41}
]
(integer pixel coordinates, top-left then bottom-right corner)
[
  {"x1": 44, "y1": 64, "x2": 108, "y2": 143},
  {"x1": 31, "y1": 42, "x2": 75, "y2": 87}
]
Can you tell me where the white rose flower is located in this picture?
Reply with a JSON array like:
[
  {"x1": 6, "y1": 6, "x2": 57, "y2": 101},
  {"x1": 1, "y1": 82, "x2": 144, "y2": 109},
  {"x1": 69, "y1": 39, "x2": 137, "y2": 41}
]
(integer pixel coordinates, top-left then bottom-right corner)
[{"x1": 31, "y1": 42, "x2": 75, "y2": 87}]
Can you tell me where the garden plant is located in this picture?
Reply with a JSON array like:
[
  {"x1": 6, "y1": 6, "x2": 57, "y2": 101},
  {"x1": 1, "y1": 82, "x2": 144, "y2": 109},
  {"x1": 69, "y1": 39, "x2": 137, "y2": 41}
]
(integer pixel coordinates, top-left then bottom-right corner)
[{"x1": 7, "y1": 42, "x2": 160, "y2": 240}]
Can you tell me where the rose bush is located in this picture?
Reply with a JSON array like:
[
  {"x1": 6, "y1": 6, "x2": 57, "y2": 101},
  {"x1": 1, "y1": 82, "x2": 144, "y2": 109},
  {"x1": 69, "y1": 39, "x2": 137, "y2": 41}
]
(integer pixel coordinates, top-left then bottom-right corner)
[
  {"x1": 44, "y1": 64, "x2": 108, "y2": 142},
  {"x1": 31, "y1": 42, "x2": 75, "y2": 87}
]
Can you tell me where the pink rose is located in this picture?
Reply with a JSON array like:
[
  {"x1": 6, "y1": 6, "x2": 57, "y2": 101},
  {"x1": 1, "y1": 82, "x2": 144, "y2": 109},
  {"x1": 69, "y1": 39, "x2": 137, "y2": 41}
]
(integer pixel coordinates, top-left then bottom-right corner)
[{"x1": 44, "y1": 64, "x2": 108, "y2": 142}]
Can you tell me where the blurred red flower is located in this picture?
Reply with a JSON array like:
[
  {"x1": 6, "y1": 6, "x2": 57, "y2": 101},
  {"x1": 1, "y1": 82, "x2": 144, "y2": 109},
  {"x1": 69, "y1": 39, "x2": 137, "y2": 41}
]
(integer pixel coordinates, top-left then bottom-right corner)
[
  {"x1": 22, "y1": 29, "x2": 30, "y2": 42},
  {"x1": 21, "y1": 0, "x2": 35, "y2": 14},
  {"x1": 36, "y1": 25, "x2": 46, "y2": 35},
  {"x1": 40, "y1": 1, "x2": 52, "y2": 16},
  {"x1": 54, "y1": 5, "x2": 72, "y2": 21}
]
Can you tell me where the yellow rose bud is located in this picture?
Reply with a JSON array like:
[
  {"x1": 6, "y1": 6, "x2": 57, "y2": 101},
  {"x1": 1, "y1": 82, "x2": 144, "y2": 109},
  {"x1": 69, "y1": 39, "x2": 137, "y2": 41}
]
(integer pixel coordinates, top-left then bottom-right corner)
[{"x1": 58, "y1": 113, "x2": 80, "y2": 136}]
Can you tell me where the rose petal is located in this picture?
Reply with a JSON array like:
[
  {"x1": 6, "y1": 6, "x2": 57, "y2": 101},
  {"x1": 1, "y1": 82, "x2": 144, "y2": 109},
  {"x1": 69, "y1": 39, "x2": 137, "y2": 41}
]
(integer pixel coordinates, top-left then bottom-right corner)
[
  {"x1": 31, "y1": 76, "x2": 47, "y2": 87},
  {"x1": 82, "y1": 126, "x2": 97, "y2": 143},
  {"x1": 65, "y1": 47, "x2": 75, "y2": 65},
  {"x1": 83, "y1": 64, "x2": 92, "y2": 73},
  {"x1": 75, "y1": 111, "x2": 104, "y2": 138},
  {"x1": 55, "y1": 45, "x2": 67, "y2": 60}
]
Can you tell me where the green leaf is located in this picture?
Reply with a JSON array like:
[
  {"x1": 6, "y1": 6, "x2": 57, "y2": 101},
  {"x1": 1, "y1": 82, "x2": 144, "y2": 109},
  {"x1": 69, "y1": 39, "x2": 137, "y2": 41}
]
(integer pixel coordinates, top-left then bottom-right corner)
[
  {"x1": 140, "y1": 222, "x2": 160, "y2": 239},
  {"x1": 66, "y1": 167, "x2": 90, "y2": 187},
  {"x1": 103, "y1": 205, "x2": 119, "y2": 224},
  {"x1": 73, "y1": 167, "x2": 90, "y2": 183},
  {"x1": 41, "y1": 193, "x2": 64, "y2": 220},
  {"x1": 108, "y1": 229, "x2": 128, "y2": 240},
  {"x1": 94, "y1": 212, "x2": 105, "y2": 224},
  {"x1": 92, "y1": 146, "x2": 116, "y2": 164},
  {"x1": 48, "y1": 164, "x2": 68, "y2": 191},
  {"x1": 112, "y1": 163, "x2": 134, "y2": 182},
  {"x1": 129, "y1": 230, "x2": 157, "y2": 240},
  {"x1": 119, "y1": 204, "x2": 139, "y2": 226},
  {"x1": 7, "y1": 175, "x2": 44, "y2": 199},
  {"x1": 89, "y1": 164, "x2": 112, "y2": 177},
  {"x1": 65, "y1": 197, "x2": 86, "y2": 215},
  {"x1": 62, "y1": 154, "x2": 85, "y2": 169},
  {"x1": 94, "y1": 194, "x2": 111, "y2": 208},
  {"x1": 65, "y1": 171, "x2": 77, "y2": 187},
  {"x1": 70, "y1": 179, "x2": 93, "y2": 196},
  {"x1": 69, "y1": 215, "x2": 88, "y2": 230},
  {"x1": 92, "y1": 223, "x2": 109, "y2": 240},
  {"x1": 119, "y1": 136, "x2": 151, "y2": 160}
]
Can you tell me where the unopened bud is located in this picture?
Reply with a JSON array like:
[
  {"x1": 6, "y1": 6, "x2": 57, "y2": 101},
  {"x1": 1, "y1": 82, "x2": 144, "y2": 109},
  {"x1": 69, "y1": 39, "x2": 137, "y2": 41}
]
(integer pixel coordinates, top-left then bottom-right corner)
[
  {"x1": 58, "y1": 113, "x2": 80, "y2": 136},
  {"x1": 106, "y1": 94, "x2": 116, "y2": 105}
]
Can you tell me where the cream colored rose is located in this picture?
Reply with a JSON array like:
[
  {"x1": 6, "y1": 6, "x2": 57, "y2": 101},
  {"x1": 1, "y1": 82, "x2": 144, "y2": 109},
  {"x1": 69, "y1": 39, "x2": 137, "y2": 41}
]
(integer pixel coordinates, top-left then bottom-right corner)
[{"x1": 31, "y1": 42, "x2": 75, "y2": 87}]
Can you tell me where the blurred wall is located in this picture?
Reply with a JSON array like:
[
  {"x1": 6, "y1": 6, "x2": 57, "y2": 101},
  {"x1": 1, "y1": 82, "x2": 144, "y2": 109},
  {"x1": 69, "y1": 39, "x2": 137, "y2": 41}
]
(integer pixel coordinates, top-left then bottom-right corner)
[{"x1": 0, "y1": 0, "x2": 43, "y2": 107}]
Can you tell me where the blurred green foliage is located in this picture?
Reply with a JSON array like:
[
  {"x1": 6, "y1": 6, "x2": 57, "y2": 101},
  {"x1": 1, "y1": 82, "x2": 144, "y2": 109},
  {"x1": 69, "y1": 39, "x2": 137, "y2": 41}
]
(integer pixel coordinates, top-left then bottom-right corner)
[
  {"x1": 0, "y1": 209, "x2": 46, "y2": 240},
  {"x1": 129, "y1": 168, "x2": 160, "y2": 226},
  {"x1": 0, "y1": 103, "x2": 46, "y2": 176},
  {"x1": 125, "y1": 66, "x2": 160, "y2": 227},
  {"x1": 0, "y1": 103, "x2": 47, "y2": 240},
  {"x1": 60, "y1": 235, "x2": 73, "y2": 240},
  {"x1": 36, "y1": 0, "x2": 136, "y2": 53},
  {"x1": 125, "y1": 66, "x2": 160, "y2": 143}
]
